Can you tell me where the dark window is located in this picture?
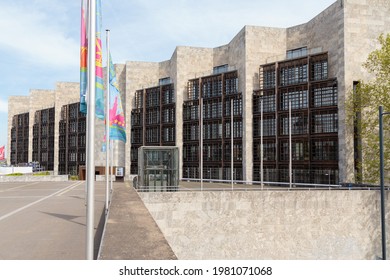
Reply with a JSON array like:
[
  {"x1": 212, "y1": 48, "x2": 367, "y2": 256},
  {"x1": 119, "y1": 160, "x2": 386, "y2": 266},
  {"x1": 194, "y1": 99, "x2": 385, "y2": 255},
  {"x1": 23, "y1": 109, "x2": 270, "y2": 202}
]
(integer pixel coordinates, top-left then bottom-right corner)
[
  {"x1": 213, "y1": 64, "x2": 228, "y2": 74},
  {"x1": 280, "y1": 64, "x2": 308, "y2": 86},
  {"x1": 312, "y1": 112, "x2": 338, "y2": 133},
  {"x1": 183, "y1": 123, "x2": 199, "y2": 141},
  {"x1": 281, "y1": 114, "x2": 308, "y2": 135},
  {"x1": 280, "y1": 88, "x2": 308, "y2": 110},
  {"x1": 263, "y1": 69, "x2": 276, "y2": 89},
  {"x1": 312, "y1": 85, "x2": 337, "y2": 107},
  {"x1": 312, "y1": 139, "x2": 338, "y2": 161},
  {"x1": 311, "y1": 60, "x2": 328, "y2": 81},
  {"x1": 286, "y1": 47, "x2": 307, "y2": 59},
  {"x1": 280, "y1": 140, "x2": 309, "y2": 161},
  {"x1": 253, "y1": 117, "x2": 276, "y2": 137},
  {"x1": 225, "y1": 76, "x2": 238, "y2": 94}
]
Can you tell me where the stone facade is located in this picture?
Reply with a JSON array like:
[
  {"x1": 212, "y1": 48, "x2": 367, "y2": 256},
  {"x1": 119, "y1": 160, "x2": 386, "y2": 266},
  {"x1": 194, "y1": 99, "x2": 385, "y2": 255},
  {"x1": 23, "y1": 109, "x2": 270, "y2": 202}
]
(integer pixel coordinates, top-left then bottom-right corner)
[
  {"x1": 7, "y1": 0, "x2": 390, "y2": 182},
  {"x1": 139, "y1": 190, "x2": 390, "y2": 259}
]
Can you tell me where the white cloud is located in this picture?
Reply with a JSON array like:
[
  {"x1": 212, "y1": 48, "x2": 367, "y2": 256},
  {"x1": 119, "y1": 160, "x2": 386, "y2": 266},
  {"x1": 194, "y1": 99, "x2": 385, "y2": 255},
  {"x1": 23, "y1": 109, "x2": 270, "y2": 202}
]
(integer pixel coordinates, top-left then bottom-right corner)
[
  {"x1": 104, "y1": 0, "x2": 336, "y2": 63},
  {"x1": 0, "y1": 3, "x2": 79, "y2": 69}
]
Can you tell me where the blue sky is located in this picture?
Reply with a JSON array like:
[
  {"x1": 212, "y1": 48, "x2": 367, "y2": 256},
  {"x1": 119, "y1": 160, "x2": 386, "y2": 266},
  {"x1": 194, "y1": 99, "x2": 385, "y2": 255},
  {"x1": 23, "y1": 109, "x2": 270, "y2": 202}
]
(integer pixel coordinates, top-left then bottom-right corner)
[{"x1": 0, "y1": 0, "x2": 336, "y2": 155}]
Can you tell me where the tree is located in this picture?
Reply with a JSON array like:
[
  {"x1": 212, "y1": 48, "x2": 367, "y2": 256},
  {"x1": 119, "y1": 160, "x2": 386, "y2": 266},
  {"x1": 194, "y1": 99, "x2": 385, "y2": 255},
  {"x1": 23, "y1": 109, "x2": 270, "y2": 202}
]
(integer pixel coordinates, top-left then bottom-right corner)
[{"x1": 346, "y1": 34, "x2": 390, "y2": 183}]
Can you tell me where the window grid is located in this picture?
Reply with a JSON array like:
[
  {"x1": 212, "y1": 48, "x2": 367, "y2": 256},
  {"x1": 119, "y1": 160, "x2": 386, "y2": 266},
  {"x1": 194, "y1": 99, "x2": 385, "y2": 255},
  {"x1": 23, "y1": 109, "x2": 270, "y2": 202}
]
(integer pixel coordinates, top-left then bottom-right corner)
[
  {"x1": 223, "y1": 143, "x2": 243, "y2": 161},
  {"x1": 203, "y1": 144, "x2": 222, "y2": 161},
  {"x1": 312, "y1": 85, "x2": 337, "y2": 107},
  {"x1": 311, "y1": 139, "x2": 338, "y2": 161},
  {"x1": 183, "y1": 123, "x2": 199, "y2": 141},
  {"x1": 280, "y1": 88, "x2": 308, "y2": 110},
  {"x1": 312, "y1": 111, "x2": 338, "y2": 134},
  {"x1": 253, "y1": 117, "x2": 276, "y2": 137},
  {"x1": 224, "y1": 98, "x2": 242, "y2": 117},
  {"x1": 183, "y1": 145, "x2": 199, "y2": 162},
  {"x1": 202, "y1": 77, "x2": 222, "y2": 98},
  {"x1": 131, "y1": 110, "x2": 143, "y2": 126},
  {"x1": 183, "y1": 166, "x2": 199, "y2": 179},
  {"x1": 204, "y1": 121, "x2": 222, "y2": 140},
  {"x1": 224, "y1": 120, "x2": 243, "y2": 139},
  {"x1": 162, "y1": 126, "x2": 175, "y2": 143},
  {"x1": 280, "y1": 64, "x2": 308, "y2": 86},
  {"x1": 188, "y1": 80, "x2": 200, "y2": 100},
  {"x1": 204, "y1": 100, "x2": 222, "y2": 119},
  {"x1": 280, "y1": 140, "x2": 309, "y2": 161},
  {"x1": 225, "y1": 76, "x2": 238, "y2": 95},
  {"x1": 311, "y1": 60, "x2": 328, "y2": 81},
  {"x1": 183, "y1": 70, "x2": 242, "y2": 180},
  {"x1": 280, "y1": 114, "x2": 308, "y2": 135}
]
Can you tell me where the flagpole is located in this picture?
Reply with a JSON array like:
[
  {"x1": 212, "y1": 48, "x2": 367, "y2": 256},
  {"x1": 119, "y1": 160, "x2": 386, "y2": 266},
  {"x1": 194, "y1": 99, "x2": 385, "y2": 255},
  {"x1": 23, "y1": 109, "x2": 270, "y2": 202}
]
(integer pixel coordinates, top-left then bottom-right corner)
[
  {"x1": 289, "y1": 100, "x2": 292, "y2": 189},
  {"x1": 110, "y1": 139, "x2": 113, "y2": 193},
  {"x1": 86, "y1": 0, "x2": 96, "y2": 260},
  {"x1": 260, "y1": 98, "x2": 264, "y2": 190},
  {"x1": 231, "y1": 99, "x2": 234, "y2": 191},
  {"x1": 200, "y1": 97, "x2": 203, "y2": 191},
  {"x1": 105, "y1": 29, "x2": 110, "y2": 216}
]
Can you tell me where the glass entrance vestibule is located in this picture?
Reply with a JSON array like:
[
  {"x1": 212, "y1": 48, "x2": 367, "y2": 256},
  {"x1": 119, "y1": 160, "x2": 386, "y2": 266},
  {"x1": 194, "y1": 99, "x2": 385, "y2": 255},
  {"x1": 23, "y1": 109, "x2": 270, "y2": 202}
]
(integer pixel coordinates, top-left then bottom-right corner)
[{"x1": 137, "y1": 146, "x2": 179, "y2": 191}]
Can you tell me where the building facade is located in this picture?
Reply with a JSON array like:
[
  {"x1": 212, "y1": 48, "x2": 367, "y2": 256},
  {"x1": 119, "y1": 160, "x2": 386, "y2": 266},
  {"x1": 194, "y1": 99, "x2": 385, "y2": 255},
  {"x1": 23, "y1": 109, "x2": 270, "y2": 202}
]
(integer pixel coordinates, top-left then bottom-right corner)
[
  {"x1": 7, "y1": 0, "x2": 390, "y2": 183},
  {"x1": 253, "y1": 52, "x2": 339, "y2": 184}
]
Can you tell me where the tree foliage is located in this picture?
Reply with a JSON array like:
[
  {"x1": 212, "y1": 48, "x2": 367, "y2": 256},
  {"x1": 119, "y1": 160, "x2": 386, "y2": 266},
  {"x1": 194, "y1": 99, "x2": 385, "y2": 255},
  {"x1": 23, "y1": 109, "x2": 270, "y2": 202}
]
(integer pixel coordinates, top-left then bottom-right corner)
[{"x1": 346, "y1": 34, "x2": 390, "y2": 183}]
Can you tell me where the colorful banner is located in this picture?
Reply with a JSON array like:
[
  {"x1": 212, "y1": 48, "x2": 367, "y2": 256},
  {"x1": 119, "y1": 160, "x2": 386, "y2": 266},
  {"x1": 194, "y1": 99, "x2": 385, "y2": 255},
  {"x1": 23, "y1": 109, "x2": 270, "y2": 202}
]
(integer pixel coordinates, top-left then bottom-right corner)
[
  {"x1": 79, "y1": 0, "x2": 88, "y2": 114},
  {"x1": 80, "y1": 0, "x2": 105, "y2": 120},
  {"x1": 0, "y1": 145, "x2": 5, "y2": 161},
  {"x1": 109, "y1": 53, "x2": 127, "y2": 142},
  {"x1": 95, "y1": 0, "x2": 105, "y2": 120}
]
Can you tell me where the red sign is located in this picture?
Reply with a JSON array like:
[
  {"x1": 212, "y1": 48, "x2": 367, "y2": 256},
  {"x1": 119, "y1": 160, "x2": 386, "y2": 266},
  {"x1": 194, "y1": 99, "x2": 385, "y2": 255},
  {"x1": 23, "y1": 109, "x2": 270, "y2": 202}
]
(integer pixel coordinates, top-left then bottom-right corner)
[{"x1": 0, "y1": 146, "x2": 5, "y2": 161}]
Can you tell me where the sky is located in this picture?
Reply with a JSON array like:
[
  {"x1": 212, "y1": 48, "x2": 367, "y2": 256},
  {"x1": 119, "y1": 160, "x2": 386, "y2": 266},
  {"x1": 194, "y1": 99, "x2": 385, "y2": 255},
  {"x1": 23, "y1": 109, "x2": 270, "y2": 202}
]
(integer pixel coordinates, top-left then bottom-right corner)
[{"x1": 0, "y1": 0, "x2": 336, "y2": 156}]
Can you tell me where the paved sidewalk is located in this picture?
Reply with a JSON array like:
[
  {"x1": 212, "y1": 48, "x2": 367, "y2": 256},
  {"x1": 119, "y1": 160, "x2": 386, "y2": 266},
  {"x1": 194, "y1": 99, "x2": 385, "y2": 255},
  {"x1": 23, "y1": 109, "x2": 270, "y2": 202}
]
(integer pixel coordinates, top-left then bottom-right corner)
[{"x1": 98, "y1": 182, "x2": 177, "y2": 260}]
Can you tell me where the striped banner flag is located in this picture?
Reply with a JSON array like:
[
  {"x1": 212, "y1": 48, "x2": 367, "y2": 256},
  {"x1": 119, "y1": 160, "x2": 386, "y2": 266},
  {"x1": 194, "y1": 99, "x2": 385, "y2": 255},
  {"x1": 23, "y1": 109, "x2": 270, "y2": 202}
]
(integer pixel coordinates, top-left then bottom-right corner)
[
  {"x1": 79, "y1": 0, "x2": 88, "y2": 114},
  {"x1": 95, "y1": 0, "x2": 105, "y2": 120},
  {"x1": 79, "y1": 0, "x2": 105, "y2": 120},
  {"x1": 109, "y1": 53, "x2": 126, "y2": 142}
]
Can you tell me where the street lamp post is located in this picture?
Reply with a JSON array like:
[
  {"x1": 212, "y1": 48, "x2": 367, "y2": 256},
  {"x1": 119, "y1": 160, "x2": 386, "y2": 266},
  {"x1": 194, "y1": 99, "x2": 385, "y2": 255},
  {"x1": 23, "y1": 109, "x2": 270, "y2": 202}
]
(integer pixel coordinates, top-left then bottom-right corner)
[{"x1": 379, "y1": 105, "x2": 388, "y2": 260}]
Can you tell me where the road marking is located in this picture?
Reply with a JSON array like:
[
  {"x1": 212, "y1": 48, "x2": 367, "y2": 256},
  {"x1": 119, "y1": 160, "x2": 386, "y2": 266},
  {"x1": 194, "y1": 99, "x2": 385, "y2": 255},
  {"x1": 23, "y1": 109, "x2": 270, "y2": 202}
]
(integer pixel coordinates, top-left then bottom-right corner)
[
  {"x1": 0, "y1": 182, "x2": 40, "y2": 193},
  {"x1": 56, "y1": 181, "x2": 84, "y2": 196},
  {"x1": 0, "y1": 196, "x2": 45, "y2": 199},
  {"x1": 0, "y1": 182, "x2": 83, "y2": 222}
]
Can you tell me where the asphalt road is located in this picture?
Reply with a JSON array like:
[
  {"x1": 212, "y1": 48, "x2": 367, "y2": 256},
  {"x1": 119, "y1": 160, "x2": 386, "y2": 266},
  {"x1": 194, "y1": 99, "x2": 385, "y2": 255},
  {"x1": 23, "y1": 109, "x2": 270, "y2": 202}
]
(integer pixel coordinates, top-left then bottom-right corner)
[{"x1": 0, "y1": 181, "x2": 106, "y2": 260}]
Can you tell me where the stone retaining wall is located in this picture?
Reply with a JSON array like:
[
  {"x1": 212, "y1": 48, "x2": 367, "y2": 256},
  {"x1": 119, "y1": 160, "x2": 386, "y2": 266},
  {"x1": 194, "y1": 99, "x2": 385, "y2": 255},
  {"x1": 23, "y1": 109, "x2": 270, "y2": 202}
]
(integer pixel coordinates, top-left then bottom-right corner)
[
  {"x1": 139, "y1": 190, "x2": 390, "y2": 259},
  {"x1": 0, "y1": 175, "x2": 69, "y2": 182}
]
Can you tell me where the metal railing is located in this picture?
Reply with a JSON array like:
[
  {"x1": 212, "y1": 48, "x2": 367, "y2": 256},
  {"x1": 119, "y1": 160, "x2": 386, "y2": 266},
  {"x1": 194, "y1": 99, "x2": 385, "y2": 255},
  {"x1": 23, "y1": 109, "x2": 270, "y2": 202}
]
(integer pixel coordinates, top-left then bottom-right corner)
[{"x1": 132, "y1": 177, "x2": 390, "y2": 192}]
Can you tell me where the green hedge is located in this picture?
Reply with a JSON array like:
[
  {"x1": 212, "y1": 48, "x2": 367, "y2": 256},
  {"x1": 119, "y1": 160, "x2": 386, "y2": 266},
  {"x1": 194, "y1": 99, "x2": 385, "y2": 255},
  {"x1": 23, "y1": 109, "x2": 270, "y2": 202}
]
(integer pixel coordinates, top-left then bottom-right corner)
[
  {"x1": 6, "y1": 173, "x2": 24, "y2": 176},
  {"x1": 33, "y1": 171, "x2": 50, "y2": 176}
]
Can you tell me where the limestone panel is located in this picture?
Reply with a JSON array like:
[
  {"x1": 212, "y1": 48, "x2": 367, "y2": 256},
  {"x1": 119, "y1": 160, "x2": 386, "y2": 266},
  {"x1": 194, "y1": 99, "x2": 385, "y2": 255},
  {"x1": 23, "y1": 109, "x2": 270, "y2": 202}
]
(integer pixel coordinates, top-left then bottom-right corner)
[
  {"x1": 343, "y1": 0, "x2": 390, "y2": 182},
  {"x1": 140, "y1": 190, "x2": 390, "y2": 260}
]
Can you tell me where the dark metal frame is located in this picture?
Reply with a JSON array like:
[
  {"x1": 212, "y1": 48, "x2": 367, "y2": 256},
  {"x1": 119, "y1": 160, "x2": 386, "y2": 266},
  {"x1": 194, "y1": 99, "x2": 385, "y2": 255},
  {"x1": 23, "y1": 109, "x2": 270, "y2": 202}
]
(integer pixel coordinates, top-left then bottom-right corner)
[
  {"x1": 10, "y1": 112, "x2": 29, "y2": 165},
  {"x1": 253, "y1": 52, "x2": 338, "y2": 184},
  {"x1": 183, "y1": 70, "x2": 243, "y2": 181},
  {"x1": 130, "y1": 83, "x2": 176, "y2": 174},
  {"x1": 58, "y1": 102, "x2": 86, "y2": 176}
]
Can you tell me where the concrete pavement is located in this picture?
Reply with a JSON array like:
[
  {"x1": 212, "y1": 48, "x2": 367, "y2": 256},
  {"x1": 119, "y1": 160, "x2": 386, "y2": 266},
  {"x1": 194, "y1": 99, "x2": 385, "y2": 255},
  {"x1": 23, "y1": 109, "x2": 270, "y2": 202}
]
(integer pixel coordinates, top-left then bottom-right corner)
[
  {"x1": 0, "y1": 181, "x2": 106, "y2": 260},
  {"x1": 98, "y1": 181, "x2": 177, "y2": 260}
]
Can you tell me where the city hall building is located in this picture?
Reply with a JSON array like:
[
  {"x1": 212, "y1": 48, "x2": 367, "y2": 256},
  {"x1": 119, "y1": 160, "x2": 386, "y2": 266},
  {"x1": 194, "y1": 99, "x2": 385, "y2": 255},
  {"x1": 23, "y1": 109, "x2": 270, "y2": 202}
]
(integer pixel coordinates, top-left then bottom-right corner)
[{"x1": 7, "y1": 0, "x2": 390, "y2": 184}]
